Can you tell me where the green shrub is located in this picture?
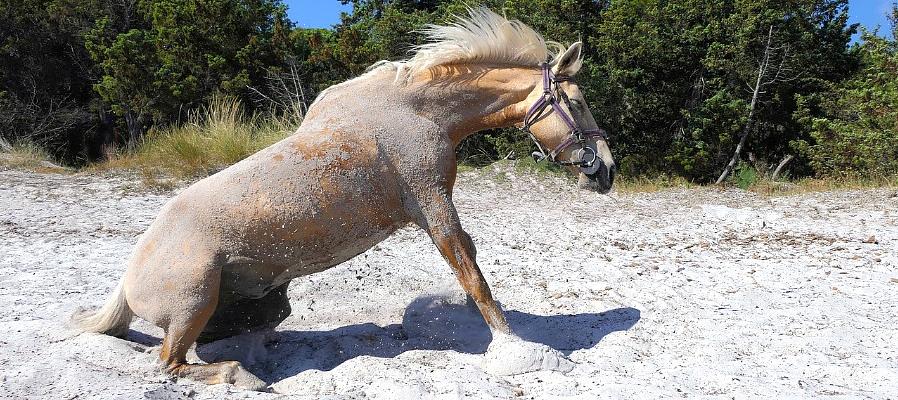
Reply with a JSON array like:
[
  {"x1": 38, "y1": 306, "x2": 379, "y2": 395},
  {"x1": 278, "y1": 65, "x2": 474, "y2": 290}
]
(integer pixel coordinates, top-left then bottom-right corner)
[{"x1": 733, "y1": 162, "x2": 759, "y2": 190}]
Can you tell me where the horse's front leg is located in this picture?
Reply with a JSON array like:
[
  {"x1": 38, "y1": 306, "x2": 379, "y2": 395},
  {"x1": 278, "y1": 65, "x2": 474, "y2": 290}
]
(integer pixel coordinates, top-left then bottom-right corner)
[
  {"x1": 416, "y1": 187, "x2": 575, "y2": 375},
  {"x1": 416, "y1": 188, "x2": 510, "y2": 333}
]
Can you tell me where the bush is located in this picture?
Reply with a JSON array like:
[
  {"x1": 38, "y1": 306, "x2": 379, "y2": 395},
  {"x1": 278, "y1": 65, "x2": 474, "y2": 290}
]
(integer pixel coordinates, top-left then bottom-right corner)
[{"x1": 733, "y1": 162, "x2": 759, "y2": 190}]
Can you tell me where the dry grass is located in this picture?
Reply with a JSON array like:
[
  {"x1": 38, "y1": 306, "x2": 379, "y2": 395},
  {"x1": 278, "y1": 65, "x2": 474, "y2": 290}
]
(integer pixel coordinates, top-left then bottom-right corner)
[
  {"x1": 461, "y1": 158, "x2": 700, "y2": 193},
  {"x1": 513, "y1": 157, "x2": 699, "y2": 193},
  {"x1": 614, "y1": 174, "x2": 697, "y2": 193},
  {"x1": 749, "y1": 174, "x2": 898, "y2": 196},
  {"x1": 0, "y1": 137, "x2": 68, "y2": 173},
  {"x1": 462, "y1": 158, "x2": 895, "y2": 195},
  {"x1": 93, "y1": 96, "x2": 295, "y2": 186}
]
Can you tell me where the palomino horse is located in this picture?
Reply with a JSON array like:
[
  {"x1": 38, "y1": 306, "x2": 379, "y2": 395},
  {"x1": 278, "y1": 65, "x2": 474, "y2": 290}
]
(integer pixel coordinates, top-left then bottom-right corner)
[{"x1": 71, "y1": 8, "x2": 615, "y2": 390}]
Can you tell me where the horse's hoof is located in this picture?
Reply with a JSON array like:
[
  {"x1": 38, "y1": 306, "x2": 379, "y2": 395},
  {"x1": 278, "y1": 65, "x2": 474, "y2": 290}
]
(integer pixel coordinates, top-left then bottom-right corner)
[
  {"x1": 231, "y1": 365, "x2": 268, "y2": 392},
  {"x1": 481, "y1": 333, "x2": 575, "y2": 375}
]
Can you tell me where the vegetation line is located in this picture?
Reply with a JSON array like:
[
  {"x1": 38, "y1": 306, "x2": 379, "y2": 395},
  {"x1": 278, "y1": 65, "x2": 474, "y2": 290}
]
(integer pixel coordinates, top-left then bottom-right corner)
[{"x1": 1, "y1": 1, "x2": 896, "y2": 185}]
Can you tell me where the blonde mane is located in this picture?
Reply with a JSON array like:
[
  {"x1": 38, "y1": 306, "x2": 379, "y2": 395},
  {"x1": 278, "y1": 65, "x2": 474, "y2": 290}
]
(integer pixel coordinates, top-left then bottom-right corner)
[
  {"x1": 405, "y1": 8, "x2": 564, "y2": 75},
  {"x1": 313, "y1": 8, "x2": 568, "y2": 104}
]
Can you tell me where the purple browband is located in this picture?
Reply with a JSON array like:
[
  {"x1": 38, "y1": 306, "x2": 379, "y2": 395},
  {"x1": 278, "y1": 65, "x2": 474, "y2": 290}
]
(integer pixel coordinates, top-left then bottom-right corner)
[{"x1": 522, "y1": 63, "x2": 608, "y2": 163}]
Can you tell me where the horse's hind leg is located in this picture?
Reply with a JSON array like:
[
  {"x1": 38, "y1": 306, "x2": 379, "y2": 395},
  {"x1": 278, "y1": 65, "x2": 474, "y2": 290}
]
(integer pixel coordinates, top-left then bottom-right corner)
[
  {"x1": 162, "y1": 320, "x2": 267, "y2": 390},
  {"x1": 156, "y1": 270, "x2": 267, "y2": 391}
]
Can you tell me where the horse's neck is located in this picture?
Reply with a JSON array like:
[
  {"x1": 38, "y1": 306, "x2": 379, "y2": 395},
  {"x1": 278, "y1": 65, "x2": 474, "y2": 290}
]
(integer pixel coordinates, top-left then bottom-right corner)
[{"x1": 407, "y1": 66, "x2": 539, "y2": 147}]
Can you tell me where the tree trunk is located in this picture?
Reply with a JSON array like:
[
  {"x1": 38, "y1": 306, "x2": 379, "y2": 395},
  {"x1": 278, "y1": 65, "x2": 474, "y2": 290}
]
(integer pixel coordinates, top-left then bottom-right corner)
[
  {"x1": 771, "y1": 154, "x2": 794, "y2": 181},
  {"x1": 124, "y1": 108, "x2": 144, "y2": 149},
  {"x1": 716, "y1": 26, "x2": 774, "y2": 185}
]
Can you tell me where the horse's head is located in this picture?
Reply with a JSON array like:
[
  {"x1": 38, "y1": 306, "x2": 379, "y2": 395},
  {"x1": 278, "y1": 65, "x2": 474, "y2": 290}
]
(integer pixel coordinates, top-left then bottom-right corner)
[{"x1": 519, "y1": 42, "x2": 616, "y2": 193}]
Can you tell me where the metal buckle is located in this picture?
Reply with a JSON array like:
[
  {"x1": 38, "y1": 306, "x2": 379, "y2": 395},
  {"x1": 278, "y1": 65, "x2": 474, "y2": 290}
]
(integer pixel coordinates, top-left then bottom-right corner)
[{"x1": 578, "y1": 146, "x2": 597, "y2": 167}]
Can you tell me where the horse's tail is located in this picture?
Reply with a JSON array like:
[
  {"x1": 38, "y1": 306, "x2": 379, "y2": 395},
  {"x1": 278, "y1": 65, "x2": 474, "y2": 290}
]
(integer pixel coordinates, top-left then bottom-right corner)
[{"x1": 69, "y1": 278, "x2": 133, "y2": 338}]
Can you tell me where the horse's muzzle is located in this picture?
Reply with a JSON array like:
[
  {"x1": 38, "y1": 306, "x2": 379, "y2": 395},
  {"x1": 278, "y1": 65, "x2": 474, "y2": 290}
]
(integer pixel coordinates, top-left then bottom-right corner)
[{"x1": 578, "y1": 163, "x2": 615, "y2": 193}]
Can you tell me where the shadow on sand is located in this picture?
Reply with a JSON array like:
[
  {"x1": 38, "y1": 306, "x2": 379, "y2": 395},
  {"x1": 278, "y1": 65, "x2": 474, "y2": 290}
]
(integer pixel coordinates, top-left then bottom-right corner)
[{"x1": 187, "y1": 295, "x2": 640, "y2": 383}]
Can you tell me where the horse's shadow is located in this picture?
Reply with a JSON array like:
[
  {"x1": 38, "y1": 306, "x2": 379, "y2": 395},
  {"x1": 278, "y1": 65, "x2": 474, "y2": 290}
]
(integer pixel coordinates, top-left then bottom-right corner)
[{"x1": 187, "y1": 295, "x2": 640, "y2": 384}]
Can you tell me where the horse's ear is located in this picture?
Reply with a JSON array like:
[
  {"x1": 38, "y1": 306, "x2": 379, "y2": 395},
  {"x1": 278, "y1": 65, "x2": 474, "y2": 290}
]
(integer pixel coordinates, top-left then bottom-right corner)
[{"x1": 552, "y1": 42, "x2": 583, "y2": 77}]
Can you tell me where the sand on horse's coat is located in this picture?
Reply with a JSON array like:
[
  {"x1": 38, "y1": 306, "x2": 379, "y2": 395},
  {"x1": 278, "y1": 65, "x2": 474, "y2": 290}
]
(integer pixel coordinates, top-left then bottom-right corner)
[
  {"x1": 1, "y1": 168, "x2": 896, "y2": 399},
  {"x1": 63, "y1": 9, "x2": 614, "y2": 389}
]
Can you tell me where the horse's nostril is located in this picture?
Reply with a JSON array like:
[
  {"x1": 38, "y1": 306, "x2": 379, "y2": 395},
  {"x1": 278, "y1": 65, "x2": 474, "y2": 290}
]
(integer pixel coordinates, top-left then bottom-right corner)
[{"x1": 580, "y1": 164, "x2": 613, "y2": 193}]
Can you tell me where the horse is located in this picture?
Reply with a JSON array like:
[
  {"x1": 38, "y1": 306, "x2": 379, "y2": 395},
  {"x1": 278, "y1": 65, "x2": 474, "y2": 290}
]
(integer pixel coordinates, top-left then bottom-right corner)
[{"x1": 70, "y1": 8, "x2": 616, "y2": 391}]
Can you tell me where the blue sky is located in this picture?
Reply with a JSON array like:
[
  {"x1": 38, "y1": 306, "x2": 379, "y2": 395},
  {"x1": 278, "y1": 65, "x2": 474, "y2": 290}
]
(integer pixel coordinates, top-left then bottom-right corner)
[
  {"x1": 284, "y1": 0, "x2": 351, "y2": 28},
  {"x1": 284, "y1": 0, "x2": 894, "y2": 39},
  {"x1": 848, "y1": 0, "x2": 894, "y2": 38}
]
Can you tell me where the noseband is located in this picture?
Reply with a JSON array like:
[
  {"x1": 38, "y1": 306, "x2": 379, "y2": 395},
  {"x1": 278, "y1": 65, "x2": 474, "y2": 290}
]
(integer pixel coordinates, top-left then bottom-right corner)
[{"x1": 521, "y1": 63, "x2": 608, "y2": 167}]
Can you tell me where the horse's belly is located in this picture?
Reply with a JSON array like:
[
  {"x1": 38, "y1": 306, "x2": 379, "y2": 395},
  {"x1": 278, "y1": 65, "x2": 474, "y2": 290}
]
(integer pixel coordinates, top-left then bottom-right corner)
[
  {"x1": 222, "y1": 221, "x2": 401, "y2": 299},
  {"x1": 290, "y1": 222, "x2": 400, "y2": 276}
]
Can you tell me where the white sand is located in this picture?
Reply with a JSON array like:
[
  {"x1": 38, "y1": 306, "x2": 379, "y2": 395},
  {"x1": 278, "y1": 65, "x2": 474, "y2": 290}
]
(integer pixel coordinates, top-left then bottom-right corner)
[{"x1": 1, "y1": 167, "x2": 896, "y2": 399}]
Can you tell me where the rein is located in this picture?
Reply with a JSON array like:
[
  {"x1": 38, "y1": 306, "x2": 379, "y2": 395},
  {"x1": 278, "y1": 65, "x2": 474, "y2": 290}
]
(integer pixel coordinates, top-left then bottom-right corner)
[{"x1": 521, "y1": 63, "x2": 608, "y2": 167}]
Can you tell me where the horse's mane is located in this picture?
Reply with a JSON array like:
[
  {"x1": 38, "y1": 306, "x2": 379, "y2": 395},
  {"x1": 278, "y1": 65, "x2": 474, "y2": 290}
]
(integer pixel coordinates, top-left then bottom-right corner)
[
  {"x1": 403, "y1": 7, "x2": 565, "y2": 76},
  {"x1": 312, "y1": 8, "x2": 568, "y2": 104}
]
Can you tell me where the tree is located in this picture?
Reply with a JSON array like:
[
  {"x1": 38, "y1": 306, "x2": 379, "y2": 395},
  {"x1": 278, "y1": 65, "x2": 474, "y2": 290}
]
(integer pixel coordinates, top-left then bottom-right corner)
[
  {"x1": 794, "y1": 5, "x2": 898, "y2": 177},
  {"x1": 591, "y1": 0, "x2": 857, "y2": 181},
  {"x1": 715, "y1": 25, "x2": 799, "y2": 184},
  {"x1": 86, "y1": 0, "x2": 293, "y2": 145},
  {"x1": 0, "y1": 0, "x2": 129, "y2": 161}
]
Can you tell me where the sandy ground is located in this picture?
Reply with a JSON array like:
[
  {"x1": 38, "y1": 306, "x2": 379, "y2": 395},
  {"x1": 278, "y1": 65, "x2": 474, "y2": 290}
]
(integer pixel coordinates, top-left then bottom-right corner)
[{"x1": 0, "y1": 167, "x2": 896, "y2": 399}]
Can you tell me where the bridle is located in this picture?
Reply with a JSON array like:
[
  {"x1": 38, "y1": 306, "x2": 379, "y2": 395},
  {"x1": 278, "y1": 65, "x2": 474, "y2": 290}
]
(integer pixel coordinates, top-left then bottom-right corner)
[{"x1": 522, "y1": 63, "x2": 608, "y2": 167}]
